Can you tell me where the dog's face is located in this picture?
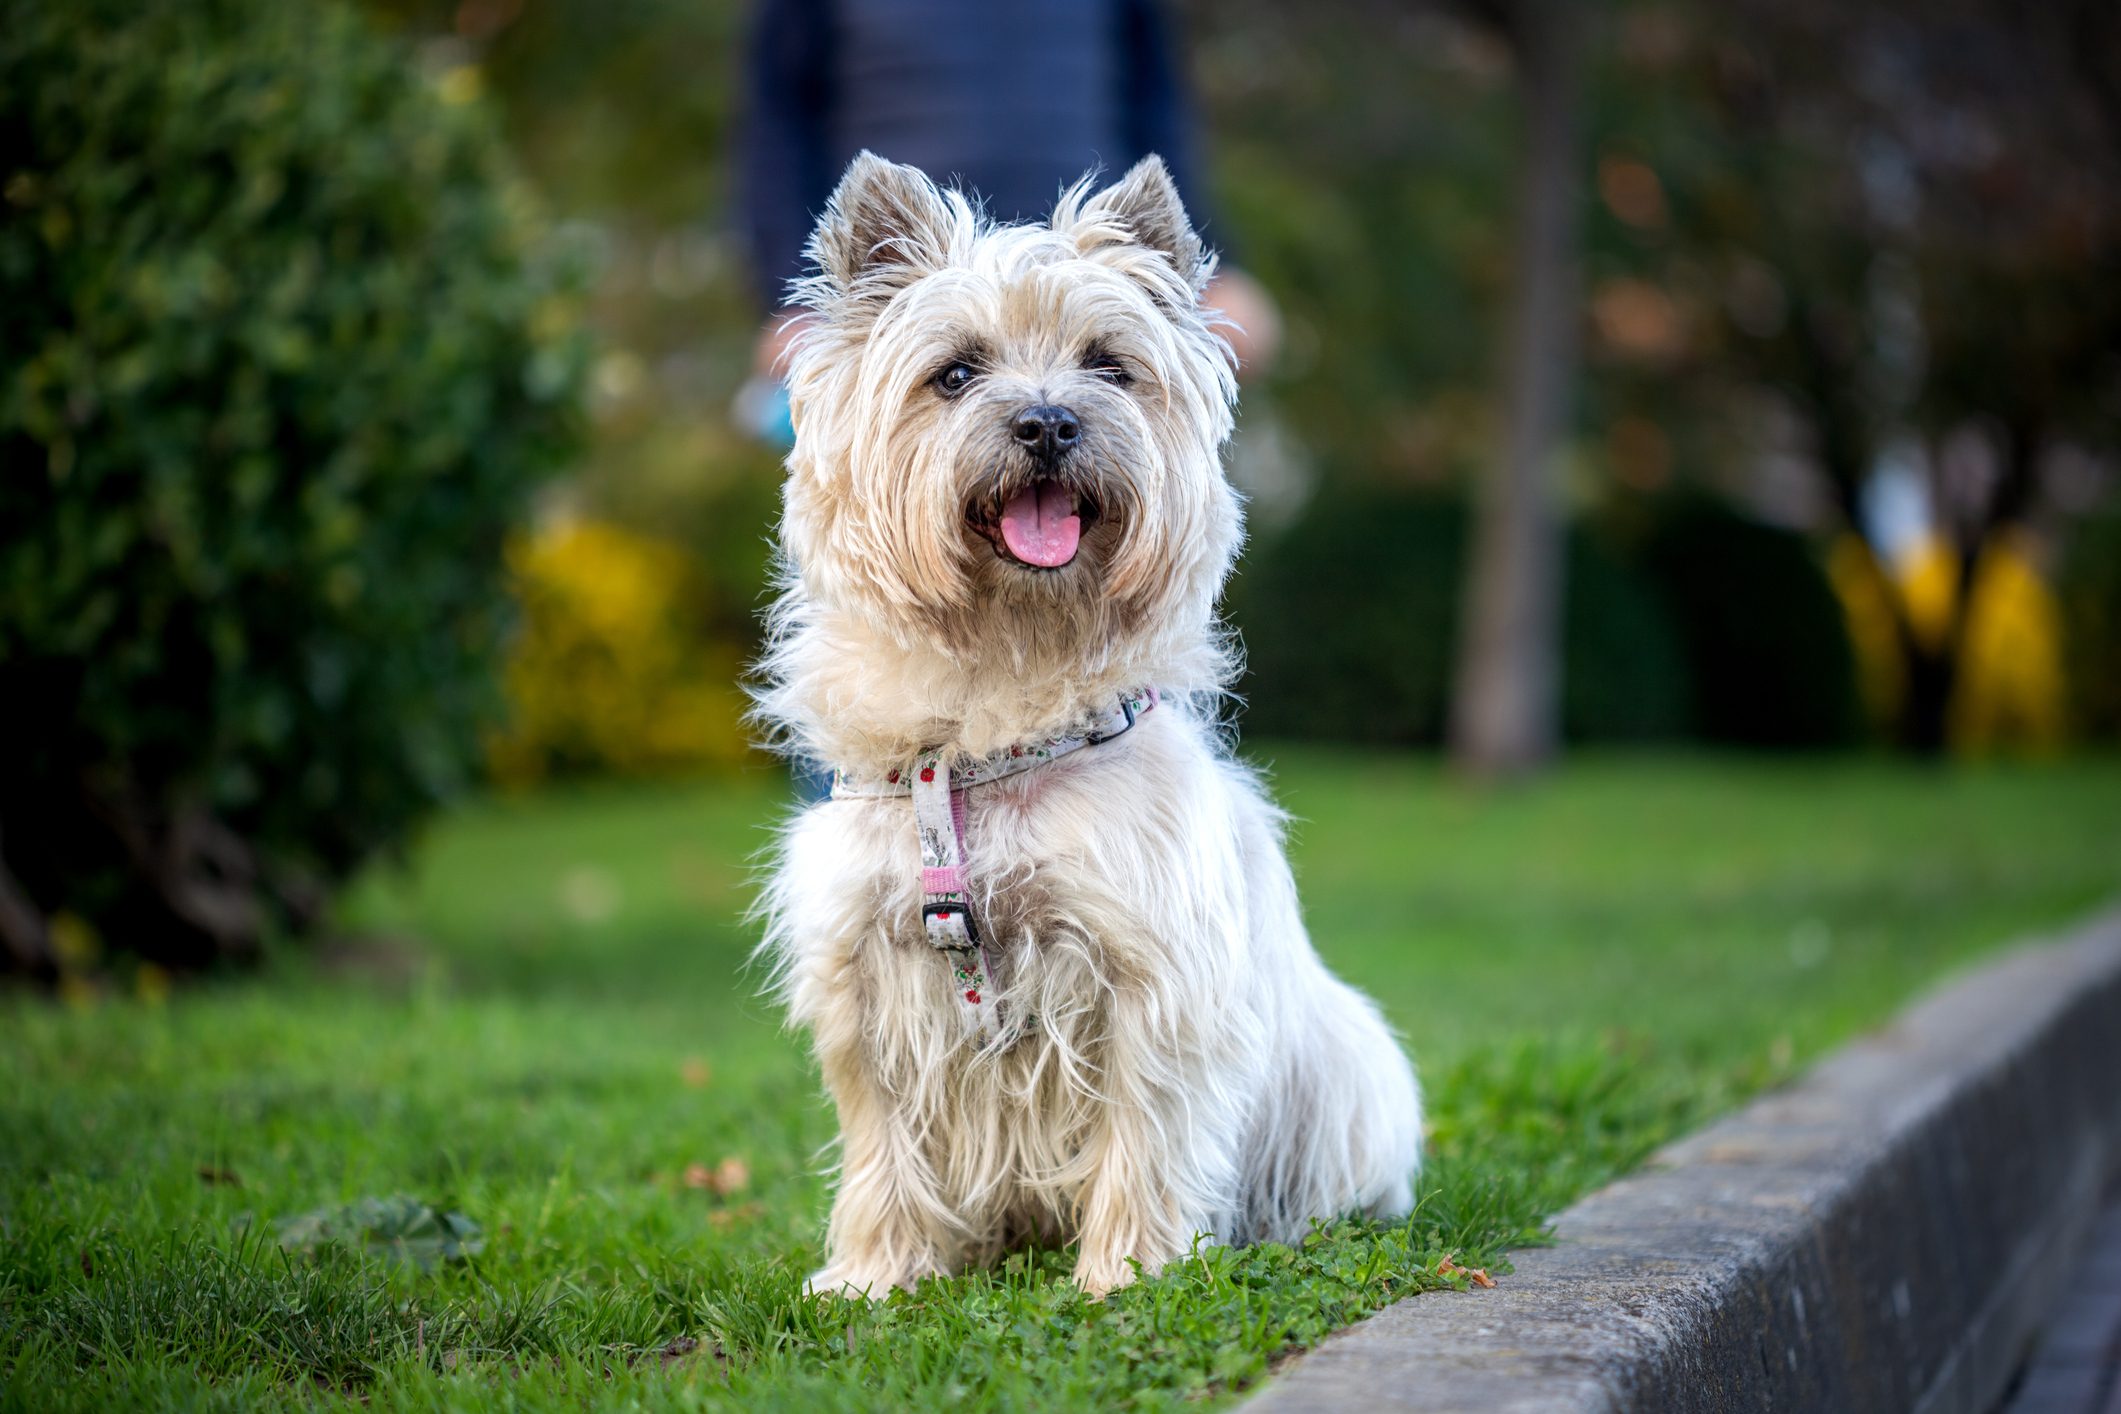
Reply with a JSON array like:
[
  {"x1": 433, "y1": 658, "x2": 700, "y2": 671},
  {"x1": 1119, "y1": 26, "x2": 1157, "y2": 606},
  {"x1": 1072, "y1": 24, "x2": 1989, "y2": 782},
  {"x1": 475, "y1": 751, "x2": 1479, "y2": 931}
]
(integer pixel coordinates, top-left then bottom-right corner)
[{"x1": 781, "y1": 154, "x2": 1239, "y2": 659}]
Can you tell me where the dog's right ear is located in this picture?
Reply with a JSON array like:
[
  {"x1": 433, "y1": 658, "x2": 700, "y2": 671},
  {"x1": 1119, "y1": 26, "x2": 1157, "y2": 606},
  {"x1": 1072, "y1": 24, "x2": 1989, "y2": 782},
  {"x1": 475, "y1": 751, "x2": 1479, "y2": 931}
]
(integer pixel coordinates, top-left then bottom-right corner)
[
  {"x1": 805, "y1": 152, "x2": 962, "y2": 302},
  {"x1": 1074, "y1": 156, "x2": 1205, "y2": 292}
]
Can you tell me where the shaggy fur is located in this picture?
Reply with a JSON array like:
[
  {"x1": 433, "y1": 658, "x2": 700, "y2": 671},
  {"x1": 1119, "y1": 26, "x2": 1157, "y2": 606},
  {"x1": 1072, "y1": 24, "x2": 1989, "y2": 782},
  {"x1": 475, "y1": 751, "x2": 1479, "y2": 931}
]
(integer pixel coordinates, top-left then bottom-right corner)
[{"x1": 754, "y1": 153, "x2": 1421, "y2": 1298}]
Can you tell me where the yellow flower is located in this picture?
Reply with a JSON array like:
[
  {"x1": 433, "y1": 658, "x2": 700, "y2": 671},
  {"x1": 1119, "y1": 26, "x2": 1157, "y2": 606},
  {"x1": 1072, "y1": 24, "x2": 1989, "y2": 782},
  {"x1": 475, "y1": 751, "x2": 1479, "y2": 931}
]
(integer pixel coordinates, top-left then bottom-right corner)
[
  {"x1": 488, "y1": 519, "x2": 753, "y2": 784},
  {"x1": 1945, "y1": 532, "x2": 2066, "y2": 756},
  {"x1": 1829, "y1": 531, "x2": 2067, "y2": 755}
]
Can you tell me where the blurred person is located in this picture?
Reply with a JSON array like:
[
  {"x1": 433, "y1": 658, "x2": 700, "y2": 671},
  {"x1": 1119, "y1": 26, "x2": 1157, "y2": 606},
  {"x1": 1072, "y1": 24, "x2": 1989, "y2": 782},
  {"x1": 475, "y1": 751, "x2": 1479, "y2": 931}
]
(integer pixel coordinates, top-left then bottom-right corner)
[{"x1": 731, "y1": 0, "x2": 1278, "y2": 447}]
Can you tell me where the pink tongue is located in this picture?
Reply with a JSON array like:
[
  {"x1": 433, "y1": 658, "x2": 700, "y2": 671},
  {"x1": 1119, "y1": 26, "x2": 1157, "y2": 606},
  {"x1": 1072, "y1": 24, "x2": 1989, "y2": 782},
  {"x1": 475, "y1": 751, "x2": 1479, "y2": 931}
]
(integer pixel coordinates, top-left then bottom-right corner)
[{"x1": 998, "y1": 482, "x2": 1081, "y2": 567}]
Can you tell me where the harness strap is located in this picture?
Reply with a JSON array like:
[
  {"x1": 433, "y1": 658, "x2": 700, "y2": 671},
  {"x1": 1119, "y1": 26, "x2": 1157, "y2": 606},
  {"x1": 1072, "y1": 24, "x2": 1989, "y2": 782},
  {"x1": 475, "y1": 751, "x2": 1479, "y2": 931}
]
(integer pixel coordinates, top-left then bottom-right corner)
[
  {"x1": 910, "y1": 753, "x2": 1005, "y2": 1045},
  {"x1": 830, "y1": 688, "x2": 1158, "y2": 798}
]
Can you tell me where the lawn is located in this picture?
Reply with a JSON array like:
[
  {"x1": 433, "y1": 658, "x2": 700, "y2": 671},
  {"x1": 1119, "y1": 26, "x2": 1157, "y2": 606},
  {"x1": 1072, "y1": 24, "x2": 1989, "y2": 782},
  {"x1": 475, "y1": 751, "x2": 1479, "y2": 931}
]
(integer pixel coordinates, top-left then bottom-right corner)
[{"x1": 4, "y1": 752, "x2": 2119, "y2": 1411}]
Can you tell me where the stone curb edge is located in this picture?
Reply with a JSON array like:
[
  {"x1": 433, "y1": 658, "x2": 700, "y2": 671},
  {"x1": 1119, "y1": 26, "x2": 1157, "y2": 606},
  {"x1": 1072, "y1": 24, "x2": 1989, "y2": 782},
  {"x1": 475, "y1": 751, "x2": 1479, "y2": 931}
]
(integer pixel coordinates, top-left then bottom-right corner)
[{"x1": 1249, "y1": 903, "x2": 2121, "y2": 1414}]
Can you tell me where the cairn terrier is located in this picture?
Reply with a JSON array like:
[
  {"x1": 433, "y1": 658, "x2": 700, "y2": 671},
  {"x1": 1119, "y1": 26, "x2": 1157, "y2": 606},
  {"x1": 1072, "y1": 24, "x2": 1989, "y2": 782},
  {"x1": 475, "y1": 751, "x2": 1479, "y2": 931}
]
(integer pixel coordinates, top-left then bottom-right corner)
[{"x1": 755, "y1": 153, "x2": 1420, "y2": 1298}]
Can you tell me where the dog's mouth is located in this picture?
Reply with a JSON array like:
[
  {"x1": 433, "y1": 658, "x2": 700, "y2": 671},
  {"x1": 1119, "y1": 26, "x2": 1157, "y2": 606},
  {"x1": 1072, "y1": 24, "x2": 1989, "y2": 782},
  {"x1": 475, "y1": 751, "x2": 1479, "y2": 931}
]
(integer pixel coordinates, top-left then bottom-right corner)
[{"x1": 968, "y1": 476, "x2": 1097, "y2": 570}]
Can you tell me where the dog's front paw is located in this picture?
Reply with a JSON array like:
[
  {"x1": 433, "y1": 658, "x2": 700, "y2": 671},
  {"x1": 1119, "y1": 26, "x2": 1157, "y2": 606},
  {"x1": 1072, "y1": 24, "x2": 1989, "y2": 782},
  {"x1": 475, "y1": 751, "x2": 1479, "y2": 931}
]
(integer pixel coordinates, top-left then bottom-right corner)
[
  {"x1": 804, "y1": 1263, "x2": 928, "y2": 1302},
  {"x1": 804, "y1": 1266, "x2": 890, "y2": 1302},
  {"x1": 1071, "y1": 1251, "x2": 1151, "y2": 1300}
]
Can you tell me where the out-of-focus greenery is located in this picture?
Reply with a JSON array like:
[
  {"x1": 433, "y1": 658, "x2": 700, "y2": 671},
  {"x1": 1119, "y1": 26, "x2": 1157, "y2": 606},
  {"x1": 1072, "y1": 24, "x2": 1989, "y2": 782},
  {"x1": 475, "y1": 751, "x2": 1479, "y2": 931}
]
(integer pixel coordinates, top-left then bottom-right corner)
[
  {"x1": 1202, "y1": 0, "x2": 2118, "y2": 753},
  {"x1": 1232, "y1": 488, "x2": 1870, "y2": 749},
  {"x1": 5, "y1": 755, "x2": 2119, "y2": 1408},
  {"x1": 0, "y1": 0, "x2": 587, "y2": 972},
  {"x1": 1632, "y1": 495, "x2": 1863, "y2": 748},
  {"x1": 367, "y1": 0, "x2": 782, "y2": 637},
  {"x1": 2058, "y1": 509, "x2": 2121, "y2": 742},
  {"x1": 1231, "y1": 490, "x2": 1694, "y2": 746},
  {"x1": 355, "y1": 0, "x2": 2121, "y2": 765}
]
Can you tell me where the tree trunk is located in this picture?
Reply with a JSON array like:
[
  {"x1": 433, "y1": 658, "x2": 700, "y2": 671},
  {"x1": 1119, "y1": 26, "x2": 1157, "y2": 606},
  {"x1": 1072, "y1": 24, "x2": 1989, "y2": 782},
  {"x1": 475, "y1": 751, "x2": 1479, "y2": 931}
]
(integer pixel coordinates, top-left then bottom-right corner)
[
  {"x1": 1449, "y1": 0, "x2": 1585, "y2": 779},
  {"x1": 1899, "y1": 640, "x2": 1959, "y2": 755},
  {"x1": 1899, "y1": 420, "x2": 2042, "y2": 755},
  {"x1": 0, "y1": 824, "x2": 58, "y2": 982}
]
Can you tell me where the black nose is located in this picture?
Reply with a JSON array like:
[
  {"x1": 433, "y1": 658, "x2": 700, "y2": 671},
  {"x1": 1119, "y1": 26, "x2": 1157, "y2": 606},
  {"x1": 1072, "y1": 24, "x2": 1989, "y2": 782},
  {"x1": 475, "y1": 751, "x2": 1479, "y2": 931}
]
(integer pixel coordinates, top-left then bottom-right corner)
[{"x1": 1011, "y1": 404, "x2": 1081, "y2": 458}]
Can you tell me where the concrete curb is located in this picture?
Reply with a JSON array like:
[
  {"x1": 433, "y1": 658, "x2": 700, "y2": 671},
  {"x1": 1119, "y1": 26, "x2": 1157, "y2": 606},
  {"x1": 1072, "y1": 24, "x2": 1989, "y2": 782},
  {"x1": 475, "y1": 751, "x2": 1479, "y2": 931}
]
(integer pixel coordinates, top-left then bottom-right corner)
[{"x1": 1250, "y1": 904, "x2": 2121, "y2": 1414}]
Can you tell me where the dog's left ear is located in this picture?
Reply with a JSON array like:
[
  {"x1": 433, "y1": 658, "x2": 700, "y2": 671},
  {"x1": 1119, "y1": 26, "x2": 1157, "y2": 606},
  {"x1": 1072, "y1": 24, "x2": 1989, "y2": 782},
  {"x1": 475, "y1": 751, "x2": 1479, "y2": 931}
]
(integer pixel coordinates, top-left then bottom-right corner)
[{"x1": 1065, "y1": 156, "x2": 1209, "y2": 300}]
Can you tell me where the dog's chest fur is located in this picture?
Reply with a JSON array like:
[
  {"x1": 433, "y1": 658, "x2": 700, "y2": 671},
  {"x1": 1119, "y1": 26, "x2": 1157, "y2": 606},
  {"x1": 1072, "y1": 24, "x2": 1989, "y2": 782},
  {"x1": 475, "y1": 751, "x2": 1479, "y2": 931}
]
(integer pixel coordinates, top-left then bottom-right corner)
[{"x1": 780, "y1": 728, "x2": 1208, "y2": 1243}]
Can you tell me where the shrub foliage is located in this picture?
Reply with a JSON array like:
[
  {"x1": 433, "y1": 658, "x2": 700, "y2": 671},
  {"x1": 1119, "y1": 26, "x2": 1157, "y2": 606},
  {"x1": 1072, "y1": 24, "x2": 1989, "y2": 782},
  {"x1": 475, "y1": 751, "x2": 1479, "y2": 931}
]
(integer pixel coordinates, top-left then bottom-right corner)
[
  {"x1": 1231, "y1": 488, "x2": 1863, "y2": 750},
  {"x1": 2058, "y1": 507, "x2": 2121, "y2": 743},
  {"x1": 1634, "y1": 496, "x2": 1863, "y2": 749},
  {"x1": 1231, "y1": 490, "x2": 1693, "y2": 747},
  {"x1": 0, "y1": 0, "x2": 586, "y2": 977}
]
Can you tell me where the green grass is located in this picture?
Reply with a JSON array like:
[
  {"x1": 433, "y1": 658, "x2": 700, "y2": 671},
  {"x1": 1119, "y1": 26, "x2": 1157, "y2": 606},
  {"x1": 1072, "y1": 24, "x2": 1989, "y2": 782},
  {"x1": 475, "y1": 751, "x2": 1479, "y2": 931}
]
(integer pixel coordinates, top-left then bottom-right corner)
[{"x1": 4, "y1": 751, "x2": 2119, "y2": 1410}]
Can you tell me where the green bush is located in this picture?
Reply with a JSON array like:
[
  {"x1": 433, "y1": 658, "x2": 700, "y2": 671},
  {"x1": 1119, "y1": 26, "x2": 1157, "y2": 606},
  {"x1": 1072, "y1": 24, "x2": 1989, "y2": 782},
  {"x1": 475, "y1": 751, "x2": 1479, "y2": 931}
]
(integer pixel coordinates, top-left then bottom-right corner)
[
  {"x1": 0, "y1": 0, "x2": 586, "y2": 977},
  {"x1": 2058, "y1": 504, "x2": 2121, "y2": 742},
  {"x1": 1229, "y1": 488, "x2": 1863, "y2": 751},
  {"x1": 1229, "y1": 491, "x2": 1690, "y2": 746},
  {"x1": 1633, "y1": 495, "x2": 1863, "y2": 749}
]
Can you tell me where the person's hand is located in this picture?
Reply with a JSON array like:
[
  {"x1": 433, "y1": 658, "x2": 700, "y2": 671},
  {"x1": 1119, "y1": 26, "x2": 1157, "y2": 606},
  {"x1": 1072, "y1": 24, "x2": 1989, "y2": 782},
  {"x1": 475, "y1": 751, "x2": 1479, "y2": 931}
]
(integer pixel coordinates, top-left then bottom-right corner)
[
  {"x1": 736, "y1": 311, "x2": 811, "y2": 449},
  {"x1": 1202, "y1": 267, "x2": 1282, "y2": 383},
  {"x1": 754, "y1": 309, "x2": 812, "y2": 376}
]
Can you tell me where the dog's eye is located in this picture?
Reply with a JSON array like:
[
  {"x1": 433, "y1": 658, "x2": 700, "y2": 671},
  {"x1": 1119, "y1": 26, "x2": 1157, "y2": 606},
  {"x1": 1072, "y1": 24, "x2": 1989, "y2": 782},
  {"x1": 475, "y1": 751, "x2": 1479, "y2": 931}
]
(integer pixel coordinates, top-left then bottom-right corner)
[
  {"x1": 934, "y1": 363, "x2": 976, "y2": 397},
  {"x1": 1084, "y1": 353, "x2": 1131, "y2": 384}
]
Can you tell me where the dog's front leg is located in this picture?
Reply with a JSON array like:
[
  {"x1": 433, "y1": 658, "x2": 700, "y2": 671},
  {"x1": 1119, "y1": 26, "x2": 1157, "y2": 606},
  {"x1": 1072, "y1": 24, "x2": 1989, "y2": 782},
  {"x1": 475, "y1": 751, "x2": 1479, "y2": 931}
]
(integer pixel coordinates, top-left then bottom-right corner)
[
  {"x1": 807, "y1": 1042, "x2": 962, "y2": 1300},
  {"x1": 1069, "y1": 1012, "x2": 1225, "y2": 1298}
]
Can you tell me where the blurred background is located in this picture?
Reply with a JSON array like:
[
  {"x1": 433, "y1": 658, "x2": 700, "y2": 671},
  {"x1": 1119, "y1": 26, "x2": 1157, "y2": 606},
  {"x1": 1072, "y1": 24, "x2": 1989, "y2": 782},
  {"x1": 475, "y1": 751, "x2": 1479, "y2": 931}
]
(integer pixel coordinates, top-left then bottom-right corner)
[{"x1": 4, "y1": 0, "x2": 2120, "y2": 982}]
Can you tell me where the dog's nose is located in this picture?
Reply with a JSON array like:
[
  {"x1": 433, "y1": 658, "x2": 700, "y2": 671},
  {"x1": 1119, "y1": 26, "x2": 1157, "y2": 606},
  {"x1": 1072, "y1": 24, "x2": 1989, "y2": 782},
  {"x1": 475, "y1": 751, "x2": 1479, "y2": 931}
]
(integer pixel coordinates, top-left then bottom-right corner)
[{"x1": 1011, "y1": 404, "x2": 1081, "y2": 457}]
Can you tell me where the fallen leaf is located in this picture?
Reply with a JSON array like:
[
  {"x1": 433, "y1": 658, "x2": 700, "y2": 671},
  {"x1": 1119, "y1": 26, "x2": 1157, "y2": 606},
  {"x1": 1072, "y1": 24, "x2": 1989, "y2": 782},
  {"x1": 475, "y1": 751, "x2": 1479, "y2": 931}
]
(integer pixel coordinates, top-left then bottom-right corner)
[
  {"x1": 684, "y1": 1157, "x2": 749, "y2": 1196},
  {"x1": 271, "y1": 1195, "x2": 484, "y2": 1270},
  {"x1": 1439, "y1": 1254, "x2": 1496, "y2": 1288},
  {"x1": 707, "y1": 1202, "x2": 761, "y2": 1229},
  {"x1": 197, "y1": 1166, "x2": 242, "y2": 1187},
  {"x1": 680, "y1": 1058, "x2": 712, "y2": 1089}
]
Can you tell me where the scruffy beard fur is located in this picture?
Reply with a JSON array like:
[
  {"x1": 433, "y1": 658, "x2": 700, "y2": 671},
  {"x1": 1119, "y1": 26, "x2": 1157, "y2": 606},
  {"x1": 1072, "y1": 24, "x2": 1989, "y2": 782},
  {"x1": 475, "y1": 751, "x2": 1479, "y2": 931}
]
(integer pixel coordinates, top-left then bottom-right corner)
[{"x1": 754, "y1": 152, "x2": 1421, "y2": 1299}]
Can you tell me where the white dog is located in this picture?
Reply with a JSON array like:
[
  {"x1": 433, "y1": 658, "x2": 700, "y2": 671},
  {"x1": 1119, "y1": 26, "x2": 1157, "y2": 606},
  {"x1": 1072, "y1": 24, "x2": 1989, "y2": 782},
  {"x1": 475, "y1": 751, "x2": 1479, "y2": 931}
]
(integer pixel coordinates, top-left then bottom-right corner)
[{"x1": 754, "y1": 152, "x2": 1420, "y2": 1298}]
